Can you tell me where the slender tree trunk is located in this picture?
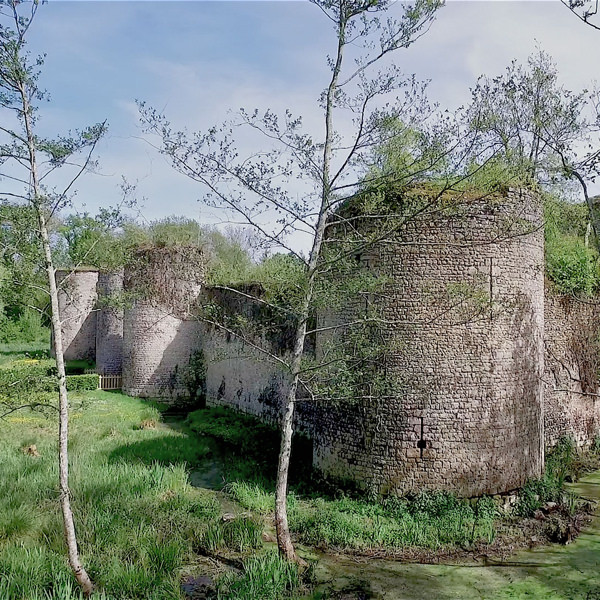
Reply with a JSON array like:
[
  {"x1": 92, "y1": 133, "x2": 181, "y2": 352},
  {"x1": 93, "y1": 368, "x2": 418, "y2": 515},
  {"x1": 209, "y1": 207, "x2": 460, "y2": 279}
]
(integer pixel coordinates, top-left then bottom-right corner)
[
  {"x1": 573, "y1": 169, "x2": 600, "y2": 250},
  {"x1": 274, "y1": 8, "x2": 346, "y2": 562},
  {"x1": 20, "y1": 84, "x2": 94, "y2": 596},
  {"x1": 274, "y1": 211, "x2": 328, "y2": 564}
]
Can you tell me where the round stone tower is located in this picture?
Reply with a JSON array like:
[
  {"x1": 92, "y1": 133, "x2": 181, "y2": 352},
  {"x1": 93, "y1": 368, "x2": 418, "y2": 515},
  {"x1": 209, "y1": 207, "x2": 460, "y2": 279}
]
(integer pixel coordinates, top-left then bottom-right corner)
[
  {"x1": 122, "y1": 246, "x2": 206, "y2": 402},
  {"x1": 96, "y1": 270, "x2": 125, "y2": 375},
  {"x1": 55, "y1": 268, "x2": 99, "y2": 362},
  {"x1": 312, "y1": 188, "x2": 545, "y2": 497}
]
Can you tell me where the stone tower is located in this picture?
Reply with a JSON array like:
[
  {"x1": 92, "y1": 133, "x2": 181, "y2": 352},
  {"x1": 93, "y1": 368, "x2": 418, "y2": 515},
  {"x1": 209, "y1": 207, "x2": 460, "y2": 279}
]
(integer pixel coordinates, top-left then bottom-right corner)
[
  {"x1": 55, "y1": 268, "x2": 99, "y2": 362},
  {"x1": 95, "y1": 270, "x2": 125, "y2": 375},
  {"x1": 121, "y1": 246, "x2": 206, "y2": 401},
  {"x1": 312, "y1": 188, "x2": 545, "y2": 497}
]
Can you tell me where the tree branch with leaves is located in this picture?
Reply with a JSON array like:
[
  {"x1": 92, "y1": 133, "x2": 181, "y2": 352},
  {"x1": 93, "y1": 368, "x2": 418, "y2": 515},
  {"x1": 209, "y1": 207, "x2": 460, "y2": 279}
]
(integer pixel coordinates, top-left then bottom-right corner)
[{"x1": 0, "y1": 1, "x2": 108, "y2": 594}]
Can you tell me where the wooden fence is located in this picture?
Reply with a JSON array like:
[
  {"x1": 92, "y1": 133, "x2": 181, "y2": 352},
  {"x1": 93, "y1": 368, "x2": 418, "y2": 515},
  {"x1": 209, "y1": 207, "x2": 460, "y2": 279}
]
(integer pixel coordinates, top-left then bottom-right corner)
[{"x1": 98, "y1": 374, "x2": 123, "y2": 391}]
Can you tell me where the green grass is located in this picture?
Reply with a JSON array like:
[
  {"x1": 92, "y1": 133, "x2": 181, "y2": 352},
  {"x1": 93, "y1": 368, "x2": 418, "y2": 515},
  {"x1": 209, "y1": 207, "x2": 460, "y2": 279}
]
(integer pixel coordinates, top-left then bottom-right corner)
[
  {"x1": 216, "y1": 550, "x2": 305, "y2": 600},
  {"x1": 186, "y1": 407, "x2": 311, "y2": 488},
  {"x1": 0, "y1": 389, "x2": 221, "y2": 599},
  {"x1": 198, "y1": 515, "x2": 263, "y2": 554},
  {"x1": 0, "y1": 341, "x2": 48, "y2": 365},
  {"x1": 189, "y1": 407, "x2": 499, "y2": 552},
  {"x1": 189, "y1": 410, "x2": 590, "y2": 555},
  {"x1": 291, "y1": 493, "x2": 497, "y2": 550}
]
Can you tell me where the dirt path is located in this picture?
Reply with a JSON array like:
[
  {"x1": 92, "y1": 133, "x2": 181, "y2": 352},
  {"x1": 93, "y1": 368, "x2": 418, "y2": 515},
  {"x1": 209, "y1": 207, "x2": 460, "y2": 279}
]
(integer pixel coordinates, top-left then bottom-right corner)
[{"x1": 308, "y1": 471, "x2": 600, "y2": 599}]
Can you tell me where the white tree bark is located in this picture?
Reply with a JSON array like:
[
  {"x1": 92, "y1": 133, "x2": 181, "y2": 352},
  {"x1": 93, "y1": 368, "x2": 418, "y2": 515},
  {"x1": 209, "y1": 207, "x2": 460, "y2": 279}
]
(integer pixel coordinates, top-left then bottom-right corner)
[{"x1": 19, "y1": 80, "x2": 95, "y2": 597}]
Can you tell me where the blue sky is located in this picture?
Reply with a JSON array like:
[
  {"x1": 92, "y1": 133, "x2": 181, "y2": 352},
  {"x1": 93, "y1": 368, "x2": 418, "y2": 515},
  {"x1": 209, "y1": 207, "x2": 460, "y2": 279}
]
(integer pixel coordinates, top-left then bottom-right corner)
[{"x1": 12, "y1": 1, "x2": 600, "y2": 241}]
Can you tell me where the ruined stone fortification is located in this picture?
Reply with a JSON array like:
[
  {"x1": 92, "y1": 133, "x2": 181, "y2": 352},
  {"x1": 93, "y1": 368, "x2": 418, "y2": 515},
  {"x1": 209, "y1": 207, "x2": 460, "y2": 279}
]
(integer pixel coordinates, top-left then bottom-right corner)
[
  {"x1": 121, "y1": 247, "x2": 205, "y2": 401},
  {"x1": 311, "y1": 188, "x2": 545, "y2": 496},
  {"x1": 96, "y1": 270, "x2": 125, "y2": 375},
  {"x1": 55, "y1": 268, "x2": 99, "y2": 362},
  {"x1": 544, "y1": 292, "x2": 600, "y2": 447},
  {"x1": 55, "y1": 188, "x2": 600, "y2": 497}
]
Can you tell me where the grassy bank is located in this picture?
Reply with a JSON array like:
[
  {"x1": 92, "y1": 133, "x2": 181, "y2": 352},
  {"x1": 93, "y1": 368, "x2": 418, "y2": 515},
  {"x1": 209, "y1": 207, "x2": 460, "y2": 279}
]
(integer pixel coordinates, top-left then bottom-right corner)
[
  {"x1": 1, "y1": 354, "x2": 597, "y2": 599},
  {"x1": 0, "y1": 392, "x2": 217, "y2": 599},
  {"x1": 189, "y1": 407, "x2": 599, "y2": 556},
  {"x1": 0, "y1": 379, "x2": 308, "y2": 599},
  {"x1": 189, "y1": 408, "x2": 499, "y2": 552}
]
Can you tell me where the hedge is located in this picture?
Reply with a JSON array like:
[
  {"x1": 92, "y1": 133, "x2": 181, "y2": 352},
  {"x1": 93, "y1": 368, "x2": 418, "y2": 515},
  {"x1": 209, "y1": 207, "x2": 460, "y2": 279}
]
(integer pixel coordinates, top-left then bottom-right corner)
[
  {"x1": 65, "y1": 374, "x2": 99, "y2": 391},
  {"x1": 0, "y1": 362, "x2": 98, "y2": 398}
]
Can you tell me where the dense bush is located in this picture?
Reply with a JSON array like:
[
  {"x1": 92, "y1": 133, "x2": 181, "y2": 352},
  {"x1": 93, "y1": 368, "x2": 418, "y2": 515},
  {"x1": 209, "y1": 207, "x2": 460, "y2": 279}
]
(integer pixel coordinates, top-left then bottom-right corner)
[
  {"x1": 0, "y1": 361, "x2": 57, "y2": 398},
  {"x1": 544, "y1": 197, "x2": 600, "y2": 296},
  {"x1": 546, "y1": 235, "x2": 600, "y2": 296},
  {"x1": 0, "y1": 308, "x2": 49, "y2": 344},
  {"x1": 66, "y1": 374, "x2": 99, "y2": 392},
  {"x1": 0, "y1": 361, "x2": 98, "y2": 404}
]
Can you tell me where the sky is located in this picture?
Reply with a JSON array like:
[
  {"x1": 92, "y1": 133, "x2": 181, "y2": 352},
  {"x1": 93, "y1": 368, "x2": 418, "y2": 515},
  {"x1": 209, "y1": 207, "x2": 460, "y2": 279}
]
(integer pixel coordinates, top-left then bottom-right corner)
[{"x1": 7, "y1": 0, "x2": 600, "y2": 243}]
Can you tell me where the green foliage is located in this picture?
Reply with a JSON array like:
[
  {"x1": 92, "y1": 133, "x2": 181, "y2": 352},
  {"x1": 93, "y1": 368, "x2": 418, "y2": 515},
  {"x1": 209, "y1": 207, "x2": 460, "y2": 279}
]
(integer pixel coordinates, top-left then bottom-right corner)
[
  {"x1": 225, "y1": 481, "x2": 278, "y2": 514},
  {"x1": 57, "y1": 213, "x2": 262, "y2": 294},
  {"x1": 66, "y1": 374, "x2": 99, "y2": 392},
  {"x1": 216, "y1": 550, "x2": 304, "y2": 600},
  {"x1": 199, "y1": 516, "x2": 263, "y2": 554},
  {"x1": 65, "y1": 359, "x2": 95, "y2": 375},
  {"x1": 465, "y1": 50, "x2": 591, "y2": 185},
  {"x1": 146, "y1": 215, "x2": 204, "y2": 248},
  {"x1": 247, "y1": 253, "x2": 306, "y2": 310},
  {"x1": 292, "y1": 491, "x2": 497, "y2": 550},
  {"x1": 0, "y1": 307, "x2": 49, "y2": 345},
  {"x1": 59, "y1": 214, "x2": 128, "y2": 271},
  {"x1": 0, "y1": 360, "x2": 58, "y2": 407},
  {"x1": 544, "y1": 196, "x2": 600, "y2": 295},
  {"x1": 0, "y1": 204, "x2": 49, "y2": 331},
  {"x1": 516, "y1": 437, "x2": 577, "y2": 517},
  {"x1": 187, "y1": 407, "x2": 280, "y2": 461},
  {"x1": 183, "y1": 350, "x2": 207, "y2": 409},
  {"x1": 189, "y1": 406, "x2": 499, "y2": 552},
  {"x1": 546, "y1": 237, "x2": 599, "y2": 295},
  {"x1": 0, "y1": 360, "x2": 98, "y2": 411}
]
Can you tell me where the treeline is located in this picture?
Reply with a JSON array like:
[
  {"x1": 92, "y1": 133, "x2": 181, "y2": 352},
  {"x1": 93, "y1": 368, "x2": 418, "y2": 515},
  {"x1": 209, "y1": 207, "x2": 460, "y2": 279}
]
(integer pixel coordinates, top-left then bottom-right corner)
[
  {"x1": 0, "y1": 208, "x2": 305, "y2": 343},
  {"x1": 545, "y1": 196, "x2": 600, "y2": 296},
  {"x1": 0, "y1": 192, "x2": 596, "y2": 346}
]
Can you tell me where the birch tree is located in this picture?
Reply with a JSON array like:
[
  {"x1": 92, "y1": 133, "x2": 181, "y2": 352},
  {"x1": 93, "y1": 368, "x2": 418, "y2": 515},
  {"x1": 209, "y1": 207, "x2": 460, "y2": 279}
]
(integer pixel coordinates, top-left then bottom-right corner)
[
  {"x1": 140, "y1": 0, "x2": 445, "y2": 562},
  {"x1": 0, "y1": 1, "x2": 106, "y2": 593}
]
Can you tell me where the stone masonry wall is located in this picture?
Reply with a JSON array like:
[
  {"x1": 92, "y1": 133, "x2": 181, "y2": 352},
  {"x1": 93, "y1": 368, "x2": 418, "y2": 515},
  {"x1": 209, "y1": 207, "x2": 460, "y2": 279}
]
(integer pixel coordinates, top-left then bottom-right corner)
[
  {"x1": 544, "y1": 291, "x2": 600, "y2": 448},
  {"x1": 202, "y1": 325, "x2": 292, "y2": 424},
  {"x1": 96, "y1": 270, "x2": 124, "y2": 375},
  {"x1": 55, "y1": 269, "x2": 98, "y2": 362},
  {"x1": 122, "y1": 247, "x2": 206, "y2": 403},
  {"x1": 312, "y1": 188, "x2": 545, "y2": 497},
  {"x1": 199, "y1": 286, "x2": 294, "y2": 424},
  {"x1": 122, "y1": 303, "x2": 204, "y2": 400}
]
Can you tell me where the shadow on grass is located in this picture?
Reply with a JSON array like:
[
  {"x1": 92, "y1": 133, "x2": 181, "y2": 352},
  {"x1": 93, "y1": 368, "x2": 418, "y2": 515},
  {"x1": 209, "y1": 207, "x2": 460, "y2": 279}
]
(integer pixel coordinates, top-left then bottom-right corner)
[{"x1": 108, "y1": 435, "x2": 211, "y2": 467}]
